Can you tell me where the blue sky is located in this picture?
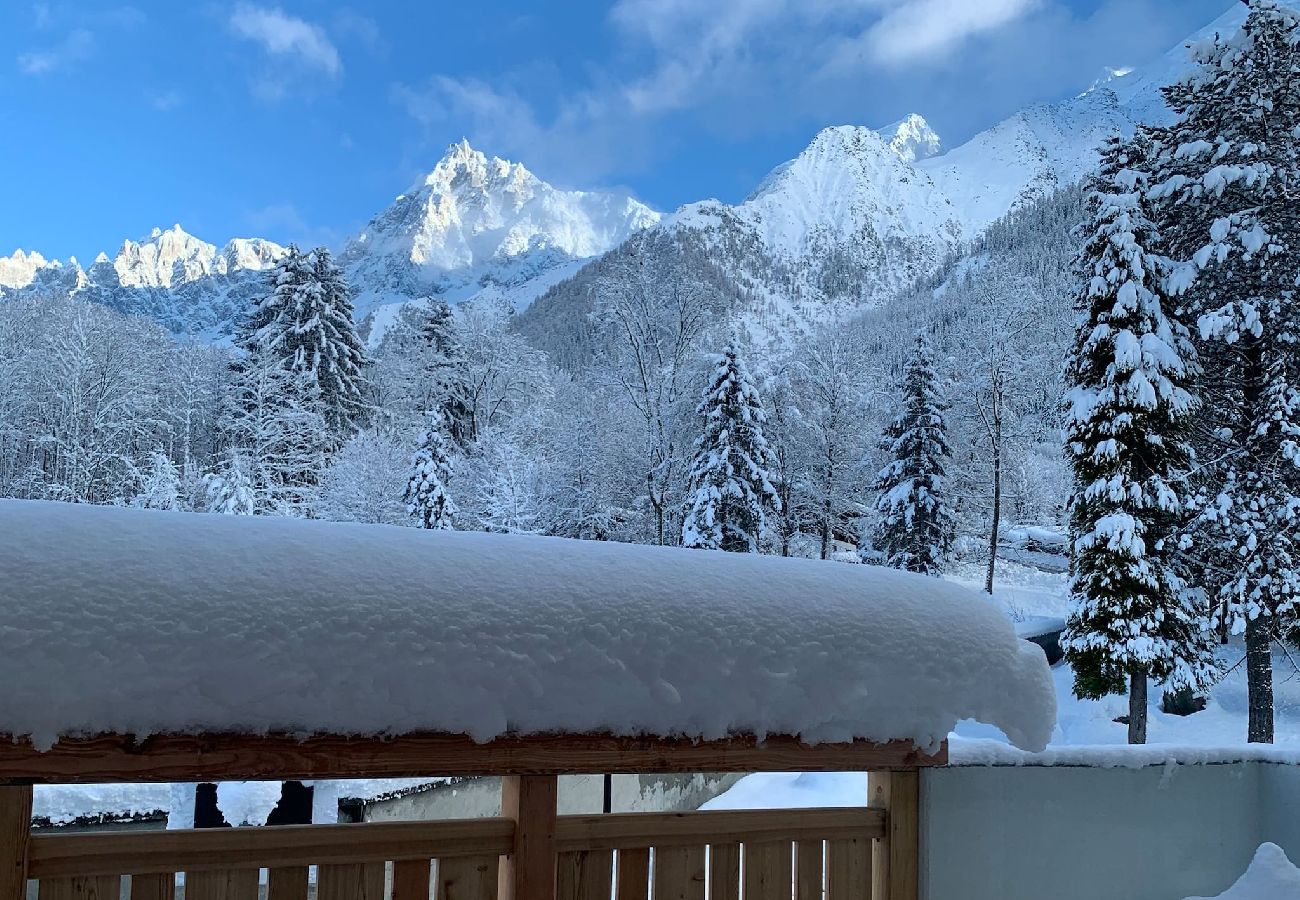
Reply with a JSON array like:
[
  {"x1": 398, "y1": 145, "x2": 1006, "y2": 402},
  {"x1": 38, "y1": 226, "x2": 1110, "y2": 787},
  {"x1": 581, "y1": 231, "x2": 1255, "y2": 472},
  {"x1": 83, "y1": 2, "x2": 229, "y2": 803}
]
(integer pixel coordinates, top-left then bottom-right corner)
[{"x1": 2, "y1": 0, "x2": 1230, "y2": 261}]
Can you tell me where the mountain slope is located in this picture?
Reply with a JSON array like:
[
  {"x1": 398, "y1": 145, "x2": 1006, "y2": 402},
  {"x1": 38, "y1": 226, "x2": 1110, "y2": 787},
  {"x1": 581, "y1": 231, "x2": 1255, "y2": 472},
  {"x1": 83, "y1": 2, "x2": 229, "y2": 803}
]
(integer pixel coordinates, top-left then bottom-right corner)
[
  {"x1": 342, "y1": 140, "x2": 660, "y2": 324},
  {"x1": 0, "y1": 226, "x2": 287, "y2": 338}
]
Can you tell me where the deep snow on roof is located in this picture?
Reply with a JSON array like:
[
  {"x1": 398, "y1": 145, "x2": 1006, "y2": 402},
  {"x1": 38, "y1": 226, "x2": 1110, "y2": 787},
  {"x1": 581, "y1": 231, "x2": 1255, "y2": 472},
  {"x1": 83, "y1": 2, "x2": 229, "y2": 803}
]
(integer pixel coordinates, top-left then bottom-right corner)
[{"x1": 0, "y1": 501, "x2": 1055, "y2": 752}]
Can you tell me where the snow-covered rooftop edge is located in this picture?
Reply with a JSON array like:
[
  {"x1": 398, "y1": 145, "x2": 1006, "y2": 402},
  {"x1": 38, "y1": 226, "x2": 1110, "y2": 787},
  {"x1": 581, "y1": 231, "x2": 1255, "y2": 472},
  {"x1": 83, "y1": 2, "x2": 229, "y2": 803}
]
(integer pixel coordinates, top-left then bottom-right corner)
[
  {"x1": 949, "y1": 737, "x2": 1300, "y2": 768},
  {"x1": 0, "y1": 501, "x2": 1055, "y2": 753}
]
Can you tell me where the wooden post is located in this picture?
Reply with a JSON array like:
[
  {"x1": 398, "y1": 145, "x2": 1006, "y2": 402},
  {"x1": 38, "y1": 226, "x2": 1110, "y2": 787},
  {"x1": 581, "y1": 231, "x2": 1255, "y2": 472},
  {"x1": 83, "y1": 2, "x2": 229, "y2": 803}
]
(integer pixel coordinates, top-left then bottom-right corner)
[
  {"x1": 869, "y1": 771, "x2": 918, "y2": 900},
  {"x1": 500, "y1": 776, "x2": 558, "y2": 900},
  {"x1": 0, "y1": 786, "x2": 32, "y2": 900}
]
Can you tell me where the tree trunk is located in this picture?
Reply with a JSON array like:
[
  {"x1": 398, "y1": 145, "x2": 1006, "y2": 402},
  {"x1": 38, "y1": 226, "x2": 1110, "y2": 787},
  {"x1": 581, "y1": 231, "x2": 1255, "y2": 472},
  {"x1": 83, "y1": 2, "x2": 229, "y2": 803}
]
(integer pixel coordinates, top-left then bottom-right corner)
[
  {"x1": 820, "y1": 499, "x2": 831, "y2": 561},
  {"x1": 1128, "y1": 669, "x2": 1147, "y2": 745},
  {"x1": 1246, "y1": 615, "x2": 1274, "y2": 743},
  {"x1": 984, "y1": 430, "x2": 1001, "y2": 595}
]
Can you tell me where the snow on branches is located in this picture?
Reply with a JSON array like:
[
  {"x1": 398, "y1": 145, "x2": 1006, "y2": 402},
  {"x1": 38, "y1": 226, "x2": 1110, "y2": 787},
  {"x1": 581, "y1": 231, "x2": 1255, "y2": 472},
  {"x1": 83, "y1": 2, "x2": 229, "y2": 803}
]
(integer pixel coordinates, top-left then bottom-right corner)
[
  {"x1": 872, "y1": 332, "x2": 955, "y2": 576},
  {"x1": 1061, "y1": 134, "x2": 1217, "y2": 725},
  {"x1": 682, "y1": 347, "x2": 781, "y2": 553}
]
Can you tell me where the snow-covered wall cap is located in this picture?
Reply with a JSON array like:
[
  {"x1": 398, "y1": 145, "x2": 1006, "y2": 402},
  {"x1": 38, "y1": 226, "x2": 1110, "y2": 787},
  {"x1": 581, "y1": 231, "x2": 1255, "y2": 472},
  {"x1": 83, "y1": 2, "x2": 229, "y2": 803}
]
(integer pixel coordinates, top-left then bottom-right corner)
[{"x1": 0, "y1": 501, "x2": 1055, "y2": 753}]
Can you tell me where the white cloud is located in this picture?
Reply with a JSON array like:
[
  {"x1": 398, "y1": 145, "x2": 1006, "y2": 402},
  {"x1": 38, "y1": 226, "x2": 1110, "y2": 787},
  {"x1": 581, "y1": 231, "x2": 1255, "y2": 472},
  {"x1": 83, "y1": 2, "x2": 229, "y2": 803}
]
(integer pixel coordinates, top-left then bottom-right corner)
[
  {"x1": 855, "y1": 0, "x2": 1042, "y2": 67},
  {"x1": 17, "y1": 27, "x2": 93, "y2": 75},
  {"x1": 391, "y1": 75, "x2": 653, "y2": 188},
  {"x1": 228, "y1": 4, "x2": 341, "y2": 77}
]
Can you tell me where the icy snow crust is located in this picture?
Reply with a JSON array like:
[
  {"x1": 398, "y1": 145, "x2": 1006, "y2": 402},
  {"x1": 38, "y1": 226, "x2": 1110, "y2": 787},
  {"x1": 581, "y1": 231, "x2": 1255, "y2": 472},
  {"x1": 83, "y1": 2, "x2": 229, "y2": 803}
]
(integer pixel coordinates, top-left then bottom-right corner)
[{"x1": 0, "y1": 500, "x2": 1054, "y2": 753}]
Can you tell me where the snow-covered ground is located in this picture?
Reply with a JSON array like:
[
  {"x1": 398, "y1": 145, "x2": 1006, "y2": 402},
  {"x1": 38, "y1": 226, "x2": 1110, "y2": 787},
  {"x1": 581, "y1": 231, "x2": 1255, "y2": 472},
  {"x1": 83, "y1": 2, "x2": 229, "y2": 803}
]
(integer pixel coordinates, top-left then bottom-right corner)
[
  {"x1": 707, "y1": 557, "x2": 1300, "y2": 810},
  {"x1": 1186, "y1": 843, "x2": 1300, "y2": 900}
]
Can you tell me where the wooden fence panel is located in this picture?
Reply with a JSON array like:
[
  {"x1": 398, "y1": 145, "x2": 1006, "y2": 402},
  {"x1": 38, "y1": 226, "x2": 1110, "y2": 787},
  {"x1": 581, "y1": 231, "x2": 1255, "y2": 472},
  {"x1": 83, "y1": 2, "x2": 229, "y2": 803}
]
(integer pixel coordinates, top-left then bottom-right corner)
[
  {"x1": 795, "y1": 842, "x2": 822, "y2": 900},
  {"x1": 825, "y1": 840, "x2": 869, "y2": 900},
  {"x1": 614, "y1": 849, "x2": 648, "y2": 900},
  {"x1": 555, "y1": 851, "x2": 611, "y2": 900},
  {"x1": 184, "y1": 870, "x2": 257, "y2": 900},
  {"x1": 744, "y1": 842, "x2": 791, "y2": 900},
  {"x1": 38, "y1": 876, "x2": 122, "y2": 900},
  {"x1": 317, "y1": 863, "x2": 384, "y2": 900},
  {"x1": 128, "y1": 873, "x2": 172, "y2": 900},
  {"x1": 437, "y1": 855, "x2": 498, "y2": 900},
  {"x1": 392, "y1": 859, "x2": 431, "y2": 900},
  {"x1": 652, "y1": 847, "x2": 704, "y2": 900},
  {"x1": 267, "y1": 867, "x2": 309, "y2": 900},
  {"x1": 707, "y1": 844, "x2": 739, "y2": 900}
]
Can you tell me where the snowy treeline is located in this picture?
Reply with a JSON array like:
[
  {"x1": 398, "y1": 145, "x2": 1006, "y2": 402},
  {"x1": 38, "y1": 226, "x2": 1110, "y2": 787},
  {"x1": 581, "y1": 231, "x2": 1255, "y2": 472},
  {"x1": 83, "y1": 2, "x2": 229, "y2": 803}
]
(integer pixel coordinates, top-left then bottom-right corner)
[
  {"x1": 0, "y1": 205, "x2": 1075, "y2": 569},
  {"x1": 1062, "y1": 0, "x2": 1300, "y2": 744}
]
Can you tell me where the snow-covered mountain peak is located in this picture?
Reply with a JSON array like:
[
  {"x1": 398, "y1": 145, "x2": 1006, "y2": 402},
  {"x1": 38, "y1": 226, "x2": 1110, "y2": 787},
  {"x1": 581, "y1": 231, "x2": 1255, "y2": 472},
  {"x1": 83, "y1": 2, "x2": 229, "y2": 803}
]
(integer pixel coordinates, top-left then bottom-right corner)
[
  {"x1": 342, "y1": 144, "x2": 661, "y2": 319},
  {"x1": 114, "y1": 224, "x2": 218, "y2": 289},
  {"x1": 728, "y1": 124, "x2": 962, "y2": 253},
  {"x1": 0, "y1": 249, "x2": 55, "y2": 289},
  {"x1": 877, "y1": 114, "x2": 942, "y2": 163}
]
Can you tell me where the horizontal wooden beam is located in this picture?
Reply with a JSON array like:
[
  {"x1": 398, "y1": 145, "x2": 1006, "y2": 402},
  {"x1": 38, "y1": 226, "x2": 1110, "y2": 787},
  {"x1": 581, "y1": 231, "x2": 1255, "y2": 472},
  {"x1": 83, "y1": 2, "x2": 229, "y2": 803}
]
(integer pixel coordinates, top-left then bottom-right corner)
[
  {"x1": 0, "y1": 733, "x2": 946, "y2": 784},
  {"x1": 554, "y1": 807, "x2": 884, "y2": 852},
  {"x1": 28, "y1": 818, "x2": 517, "y2": 877}
]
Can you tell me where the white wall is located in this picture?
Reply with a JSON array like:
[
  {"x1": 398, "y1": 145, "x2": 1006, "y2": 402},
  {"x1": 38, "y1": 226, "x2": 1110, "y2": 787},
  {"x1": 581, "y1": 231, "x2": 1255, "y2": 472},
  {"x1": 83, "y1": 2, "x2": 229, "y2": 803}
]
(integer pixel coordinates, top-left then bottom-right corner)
[
  {"x1": 922, "y1": 762, "x2": 1297, "y2": 900},
  {"x1": 361, "y1": 773, "x2": 744, "y2": 822}
]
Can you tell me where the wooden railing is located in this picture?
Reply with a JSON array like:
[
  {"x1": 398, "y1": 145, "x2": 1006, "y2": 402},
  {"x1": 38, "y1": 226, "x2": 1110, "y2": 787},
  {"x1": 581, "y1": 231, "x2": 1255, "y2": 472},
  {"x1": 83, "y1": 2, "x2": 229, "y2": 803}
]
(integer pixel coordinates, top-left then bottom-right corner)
[
  {"x1": 21, "y1": 807, "x2": 885, "y2": 900},
  {"x1": 11, "y1": 773, "x2": 917, "y2": 900}
]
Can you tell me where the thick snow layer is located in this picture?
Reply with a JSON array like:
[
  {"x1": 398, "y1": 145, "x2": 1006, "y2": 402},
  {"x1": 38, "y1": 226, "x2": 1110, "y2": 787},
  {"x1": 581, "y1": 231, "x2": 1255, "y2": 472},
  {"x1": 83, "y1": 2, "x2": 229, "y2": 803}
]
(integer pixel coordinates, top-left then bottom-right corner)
[
  {"x1": 1186, "y1": 843, "x2": 1300, "y2": 900},
  {"x1": 33, "y1": 783, "x2": 171, "y2": 825},
  {"x1": 0, "y1": 500, "x2": 1054, "y2": 753}
]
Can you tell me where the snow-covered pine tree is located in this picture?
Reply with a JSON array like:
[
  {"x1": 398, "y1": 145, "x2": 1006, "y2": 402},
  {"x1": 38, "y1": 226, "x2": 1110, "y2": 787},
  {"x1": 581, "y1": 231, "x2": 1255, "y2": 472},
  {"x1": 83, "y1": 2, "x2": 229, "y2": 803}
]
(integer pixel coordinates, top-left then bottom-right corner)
[
  {"x1": 134, "y1": 448, "x2": 182, "y2": 511},
  {"x1": 1147, "y1": 0, "x2": 1300, "y2": 743},
  {"x1": 238, "y1": 246, "x2": 371, "y2": 441},
  {"x1": 415, "y1": 299, "x2": 473, "y2": 446},
  {"x1": 224, "y1": 353, "x2": 328, "y2": 515},
  {"x1": 203, "y1": 454, "x2": 256, "y2": 515},
  {"x1": 405, "y1": 411, "x2": 456, "y2": 530},
  {"x1": 681, "y1": 346, "x2": 781, "y2": 552},
  {"x1": 1061, "y1": 135, "x2": 1217, "y2": 745},
  {"x1": 872, "y1": 332, "x2": 955, "y2": 576}
]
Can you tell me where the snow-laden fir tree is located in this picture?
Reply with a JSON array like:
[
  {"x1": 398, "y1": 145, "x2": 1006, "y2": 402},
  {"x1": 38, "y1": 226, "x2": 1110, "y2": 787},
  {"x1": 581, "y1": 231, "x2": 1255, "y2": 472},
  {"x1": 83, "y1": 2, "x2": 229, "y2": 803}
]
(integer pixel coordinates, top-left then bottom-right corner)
[
  {"x1": 1061, "y1": 135, "x2": 1217, "y2": 745},
  {"x1": 1146, "y1": 0, "x2": 1300, "y2": 743},
  {"x1": 681, "y1": 346, "x2": 781, "y2": 552},
  {"x1": 405, "y1": 411, "x2": 456, "y2": 530},
  {"x1": 237, "y1": 246, "x2": 371, "y2": 441},
  {"x1": 872, "y1": 332, "x2": 955, "y2": 576},
  {"x1": 203, "y1": 454, "x2": 255, "y2": 515},
  {"x1": 223, "y1": 355, "x2": 328, "y2": 515},
  {"x1": 134, "y1": 449, "x2": 181, "y2": 511},
  {"x1": 416, "y1": 299, "x2": 473, "y2": 446}
]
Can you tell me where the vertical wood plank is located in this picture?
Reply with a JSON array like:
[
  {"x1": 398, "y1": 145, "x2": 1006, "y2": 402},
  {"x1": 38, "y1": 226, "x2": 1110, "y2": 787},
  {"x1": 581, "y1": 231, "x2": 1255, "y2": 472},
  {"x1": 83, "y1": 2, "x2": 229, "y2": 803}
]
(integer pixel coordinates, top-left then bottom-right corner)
[
  {"x1": 825, "y1": 841, "x2": 868, "y2": 900},
  {"x1": 651, "y1": 847, "x2": 703, "y2": 900},
  {"x1": 614, "y1": 850, "x2": 648, "y2": 900},
  {"x1": 0, "y1": 786, "x2": 31, "y2": 900},
  {"x1": 744, "y1": 842, "x2": 791, "y2": 900},
  {"x1": 38, "y1": 877, "x2": 121, "y2": 900},
  {"x1": 318, "y1": 864, "x2": 384, "y2": 900},
  {"x1": 795, "y1": 842, "x2": 822, "y2": 900},
  {"x1": 185, "y1": 870, "x2": 257, "y2": 900},
  {"x1": 869, "y1": 771, "x2": 917, "y2": 900},
  {"x1": 707, "y1": 845, "x2": 739, "y2": 900},
  {"x1": 499, "y1": 776, "x2": 558, "y2": 900},
  {"x1": 129, "y1": 873, "x2": 173, "y2": 900},
  {"x1": 439, "y1": 856, "x2": 498, "y2": 900},
  {"x1": 554, "y1": 852, "x2": 610, "y2": 900},
  {"x1": 393, "y1": 860, "x2": 432, "y2": 900},
  {"x1": 267, "y1": 868, "x2": 310, "y2": 900}
]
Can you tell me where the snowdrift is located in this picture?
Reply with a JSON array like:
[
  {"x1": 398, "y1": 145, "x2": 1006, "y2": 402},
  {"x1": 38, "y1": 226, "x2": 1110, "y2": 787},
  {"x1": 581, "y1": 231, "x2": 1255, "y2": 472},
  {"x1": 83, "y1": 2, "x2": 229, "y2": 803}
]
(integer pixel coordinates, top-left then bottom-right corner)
[{"x1": 0, "y1": 501, "x2": 1055, "y2": 752}]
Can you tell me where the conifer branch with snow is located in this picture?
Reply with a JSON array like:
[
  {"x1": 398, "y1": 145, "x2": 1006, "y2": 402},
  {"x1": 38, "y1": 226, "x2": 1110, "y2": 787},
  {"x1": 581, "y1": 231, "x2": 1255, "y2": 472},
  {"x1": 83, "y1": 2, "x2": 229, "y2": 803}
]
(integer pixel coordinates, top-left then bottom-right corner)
[
  {"x1": 1061, "y1": 134, "x2": 1216, "y2": 744},
  {"x1": 406, "y1": 411, "x2": 457, "y2": 530},
  {"x1": 872, "y1": 332, "x2": 955, "y2": 576},
  {"x1": 682, "y1": 347, "x2": 781, "y2": 553}
]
